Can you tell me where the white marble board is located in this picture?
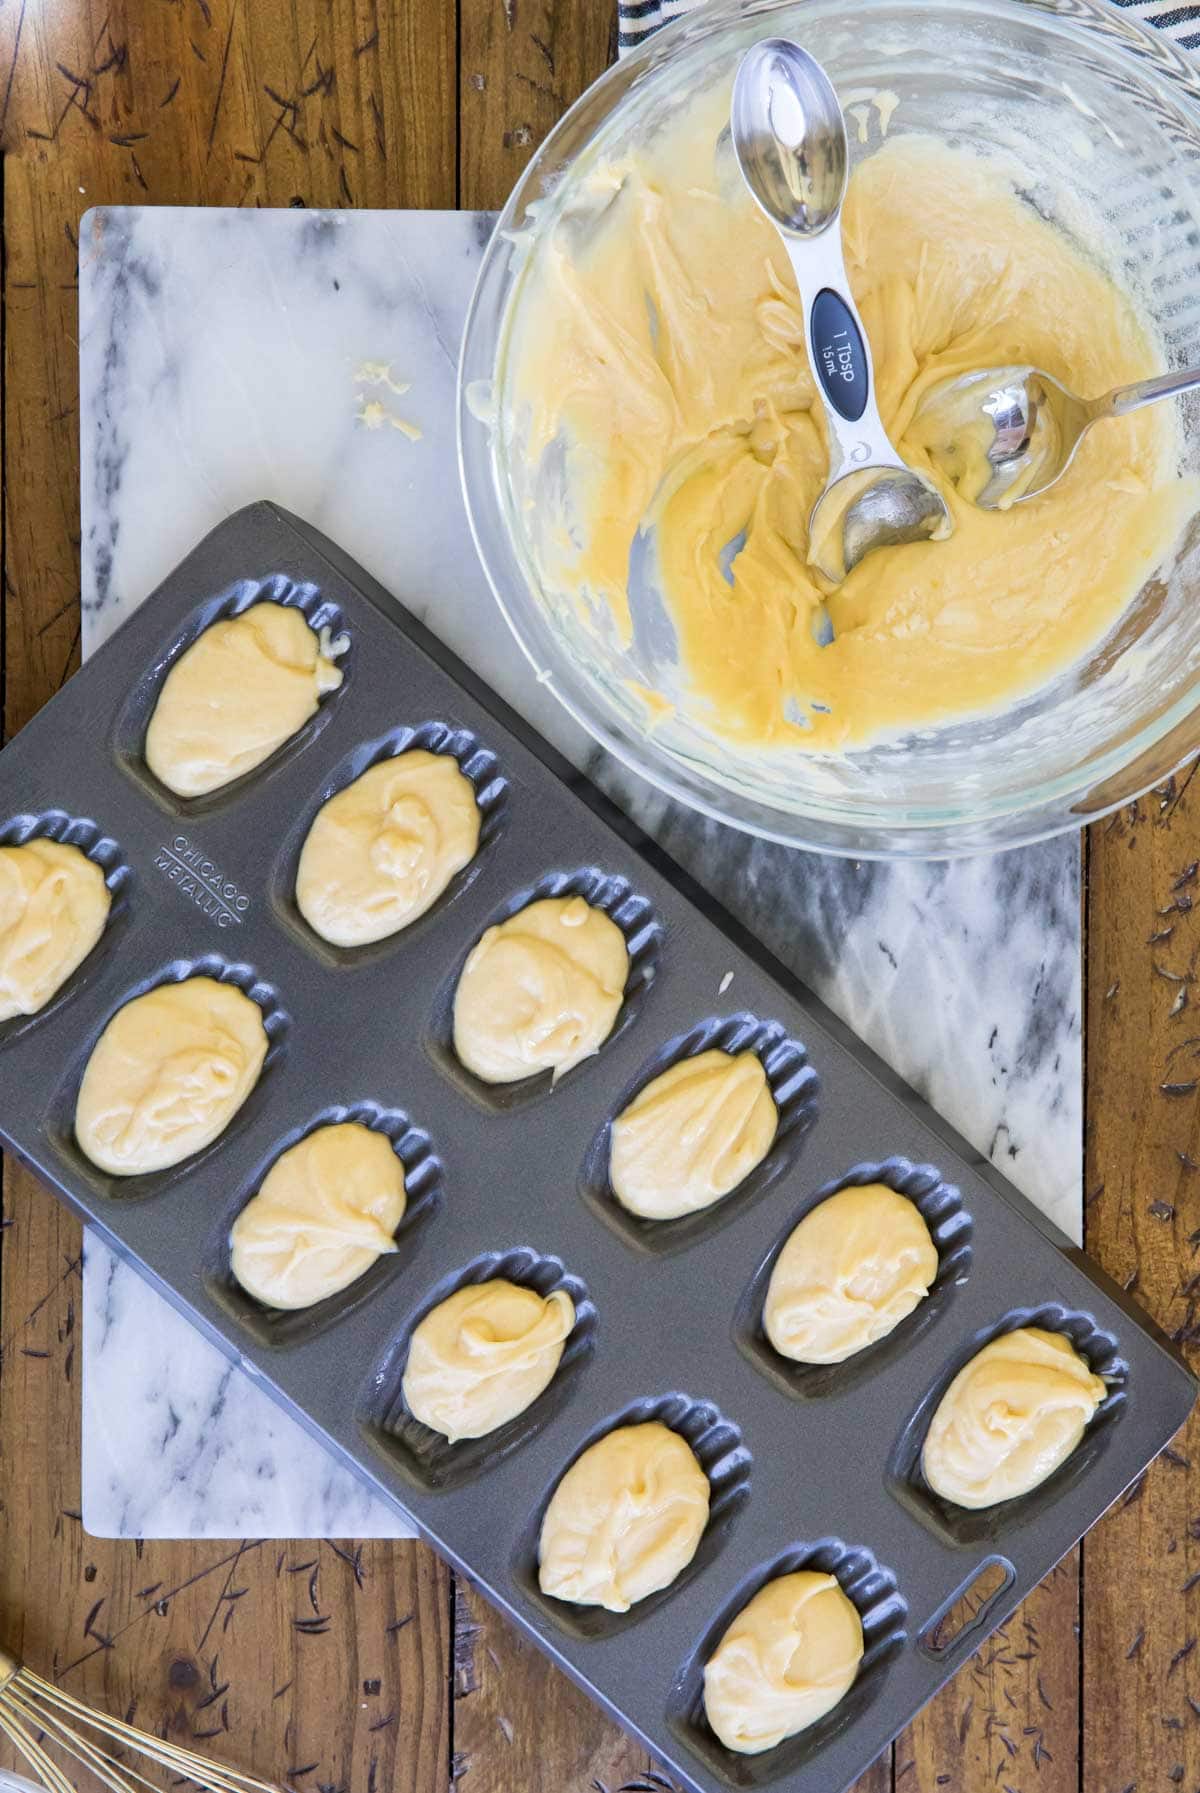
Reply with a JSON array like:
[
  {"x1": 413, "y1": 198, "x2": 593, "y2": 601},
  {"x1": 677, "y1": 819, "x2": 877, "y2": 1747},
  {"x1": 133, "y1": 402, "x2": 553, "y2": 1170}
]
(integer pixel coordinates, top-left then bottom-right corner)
[{"x1": 77, "y1": 206, "x2": 1082, "y2": 1539}]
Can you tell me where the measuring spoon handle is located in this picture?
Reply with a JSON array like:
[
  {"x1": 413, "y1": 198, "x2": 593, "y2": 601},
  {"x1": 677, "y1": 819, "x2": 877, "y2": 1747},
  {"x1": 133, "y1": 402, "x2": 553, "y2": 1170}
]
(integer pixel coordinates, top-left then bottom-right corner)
[{"x1": 783, "y1": 228, "x2": 904, "y2": 480}]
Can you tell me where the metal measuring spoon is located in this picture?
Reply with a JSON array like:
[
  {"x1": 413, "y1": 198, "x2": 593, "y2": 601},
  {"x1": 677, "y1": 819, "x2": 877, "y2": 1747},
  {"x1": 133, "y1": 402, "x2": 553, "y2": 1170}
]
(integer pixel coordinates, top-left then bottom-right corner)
[
  {"x1": 913, "y1": 362, "x2": 1200, "y2": 510},
  {"x1": 731, "y1": 39, "x2": 951, "y2": 584}
]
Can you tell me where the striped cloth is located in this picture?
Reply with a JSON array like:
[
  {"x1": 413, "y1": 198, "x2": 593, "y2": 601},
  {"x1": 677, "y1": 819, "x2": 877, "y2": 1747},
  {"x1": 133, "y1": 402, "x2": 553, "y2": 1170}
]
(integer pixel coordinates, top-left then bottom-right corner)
[{"x1": 617, "y1": 0, "x2": 1200, "y2": 55}]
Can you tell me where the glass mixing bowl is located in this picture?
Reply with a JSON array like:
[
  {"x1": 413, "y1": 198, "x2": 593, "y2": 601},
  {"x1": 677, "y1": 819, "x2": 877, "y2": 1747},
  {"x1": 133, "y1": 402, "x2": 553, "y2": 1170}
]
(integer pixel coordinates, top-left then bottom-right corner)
[{"x1": 459, "y1": 0, "x2": 1200, "y2": 856}]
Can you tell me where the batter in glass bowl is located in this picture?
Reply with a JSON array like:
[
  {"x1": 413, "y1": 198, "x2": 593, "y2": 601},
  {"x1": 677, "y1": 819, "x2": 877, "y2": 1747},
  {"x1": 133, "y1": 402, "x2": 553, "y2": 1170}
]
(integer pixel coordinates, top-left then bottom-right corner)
[{"x1": 508, "y1": 86, "x2": 1191, "y2": 750}]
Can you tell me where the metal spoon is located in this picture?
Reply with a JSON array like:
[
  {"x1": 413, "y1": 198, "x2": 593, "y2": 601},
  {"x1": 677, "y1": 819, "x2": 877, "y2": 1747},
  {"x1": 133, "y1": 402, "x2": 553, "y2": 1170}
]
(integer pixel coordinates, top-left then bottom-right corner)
[
  {"x1": 914, "y1": 362, "x2": 1200, "y2": 510},
  {"x1": 730, "y1": 38, "x2": 951, "y2": 583}
]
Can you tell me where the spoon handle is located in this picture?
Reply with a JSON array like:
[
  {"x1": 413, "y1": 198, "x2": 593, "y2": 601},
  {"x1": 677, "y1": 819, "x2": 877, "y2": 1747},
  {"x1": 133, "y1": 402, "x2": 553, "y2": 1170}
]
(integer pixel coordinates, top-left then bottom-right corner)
[
  {"x1": 781, "y1": 230, "x2": 905, "y2": 481},
  {"x1": 1098, "y1": 363, "x2": 1200, "y2": 419}
]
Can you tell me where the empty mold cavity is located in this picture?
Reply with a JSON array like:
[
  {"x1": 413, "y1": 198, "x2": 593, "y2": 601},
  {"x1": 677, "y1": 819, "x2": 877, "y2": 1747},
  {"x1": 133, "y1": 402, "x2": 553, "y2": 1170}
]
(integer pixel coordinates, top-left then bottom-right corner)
[
  {"x1": 360, "y1": 1246, "x2": 595, "y2": 1492},
  {"x1": 734, "y1": 1157, "x2": 973, "y2": 1399},
  {"x1": 268, "y1": 719, "x2": 509, "y2": 967},
  {"x1": 112, "y1": 574, "x2": 351, "y2": 816},
  {"x1": 887, "y1": 1302, "x2": 1128, "y2": 1548},
  {"x1": 579, "y1": 1013, "x2": 819, "y2": 1255},
  {"x1": 426, "y1": 866, "x2": 661, "y2": 1114},
  {"x1": 0, "y1": 810, "x2": 133, "y2": 1046},
  {"x1": 666, "y1": 1537, "x2": 907, "y2": 1788},
  {"x1": 45, "y1": 953, "x2": 290, "y2": 1202},
  {"x1": 203, "y1": 1099, "x2": 442, "y2": 1347},
  {"x1": 513, "y1": 1391, "x2": 751, "y2": 1641}
]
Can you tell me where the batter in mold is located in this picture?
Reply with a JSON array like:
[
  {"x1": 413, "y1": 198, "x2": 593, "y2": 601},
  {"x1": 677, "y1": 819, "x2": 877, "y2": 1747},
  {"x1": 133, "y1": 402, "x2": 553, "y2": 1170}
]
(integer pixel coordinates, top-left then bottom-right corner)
[
  {"x1": 922, "y1": 1325, "x2": 1107, "y2": 1509},
  {"x1": 508, "y1": 88, "x2": 1191, "y2": 749},
  {"x1": 537, "y1": 1420, "x2": 709, "y2": 1613},
  {"x1": 703, "y1": 1570, "x2": 864, "y2": 1754},
  {"x1": 230, "y1": 1121, "x2": 407, "y2": 1309},
  {"x1": 609, "y1": 1048, "x2": 777, "y2": 1220},
  {"x1": 0, "y1": 838, "x2": 110, "y2": 1021},
  {"x1": 402, "y1": 1278, "x2": 576, "y2": 1442},
  {"x1": 296, "y1": 749, "x2": 481, "y2": 948},
  {"x1": 764, "y1": 1183, "x2": 938, "y2": 1364},
  {"x1": 453, "y1": 894, "x2": 628, "y2": 1084},
  {"x1": 146, "y1": 601, "x2": 344, "y2": 797},
  {"x1": 75, "y1": 975, "x2": 268, "y2": 1175}
]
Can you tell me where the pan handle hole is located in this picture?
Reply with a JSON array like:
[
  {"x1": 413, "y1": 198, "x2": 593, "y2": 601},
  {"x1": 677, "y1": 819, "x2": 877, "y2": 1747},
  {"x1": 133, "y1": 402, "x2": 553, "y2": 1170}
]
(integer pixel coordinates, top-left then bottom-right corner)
[{"x1": 919, "y1": 1556, "x2": 1015, "y2": 1657}]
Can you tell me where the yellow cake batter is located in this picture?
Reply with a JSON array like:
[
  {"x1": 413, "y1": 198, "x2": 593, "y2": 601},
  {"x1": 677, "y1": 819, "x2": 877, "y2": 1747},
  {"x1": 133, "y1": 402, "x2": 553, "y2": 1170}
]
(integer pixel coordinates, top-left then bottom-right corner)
[
  {"x1": 922, "y1": 1326, "x2": 1107, "y2": 1509},
  {"x1": 75, "y1": 975, "x2": 268, "y2": 1175},
  {"x1": 538, "y1": 1420, "x2": 709, "y2": 1612},
  {"x1": 230, "y1": 1121, "x2": 407, "y2": 1309},
  {"x1": 609, "y1": 1048, "x2": 776, "y2": 1220},
  {"x1": 453, "y1": 894, "x2": 628, "y2": 1084},
  {"x1": 402, "y1": 1278, "x2": 575, "y2": 1442},
  {"x1": 296, "y1": 749, "x2": 481, "y2": 947},
  {"x1": 0, "y1": 839, "x2": 111, "y2": 1022},
  {"x1": 764, "y1": 1183, "x2": 938, "y2": 1364},
  {"x1": 509, "y1": 89, "x2": 1189, "y2": 749},
  {"x1": 146, "y1": 602, "x2": 344, "y2": 797},
  {"x1": 703, "y1": 1571, "x2": 864, "y2": 1754}
]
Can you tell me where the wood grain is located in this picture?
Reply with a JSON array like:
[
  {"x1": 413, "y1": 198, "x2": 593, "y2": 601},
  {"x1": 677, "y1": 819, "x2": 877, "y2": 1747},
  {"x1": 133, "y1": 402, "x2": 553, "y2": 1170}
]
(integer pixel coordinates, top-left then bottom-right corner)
[
  {"x1": 1083, "y1": 784, "x2": 1200, "y2": 1790},
  {"x1": 0, "y1": 0, "x2": 1191, "y2": 1790},
  {"x1": 450, "y1": 1578, "x2": 661, "y2": 1791},
  {"x1": 458, "y1": 0, "x2": 615, "y2": 210}
]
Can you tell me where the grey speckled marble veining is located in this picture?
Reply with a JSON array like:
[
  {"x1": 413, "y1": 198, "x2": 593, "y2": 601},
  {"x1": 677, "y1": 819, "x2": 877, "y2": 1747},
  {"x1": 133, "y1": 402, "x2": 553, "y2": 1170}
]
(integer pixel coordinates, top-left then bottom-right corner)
[{"x1": 77, "y1": 206, "x2": 1080, "y2": 1540}]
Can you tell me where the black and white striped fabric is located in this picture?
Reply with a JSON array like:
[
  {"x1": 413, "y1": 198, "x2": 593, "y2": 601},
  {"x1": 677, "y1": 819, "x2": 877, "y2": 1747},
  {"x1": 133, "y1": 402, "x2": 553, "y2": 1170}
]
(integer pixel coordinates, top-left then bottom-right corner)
[
  {"x1": 617, "y1": 0, "x2": 1200, "y2": 56},
  {"x1": 617, "y1": 0, "x2": 700, "y2": 53}
]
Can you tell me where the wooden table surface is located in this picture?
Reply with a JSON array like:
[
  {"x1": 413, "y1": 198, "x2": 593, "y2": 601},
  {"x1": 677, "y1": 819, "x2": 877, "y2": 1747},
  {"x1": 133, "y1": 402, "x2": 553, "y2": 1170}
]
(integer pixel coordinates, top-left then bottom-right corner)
[{"x1": 0, "y1": 4, "x2": 1197, "y2": 1790}]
